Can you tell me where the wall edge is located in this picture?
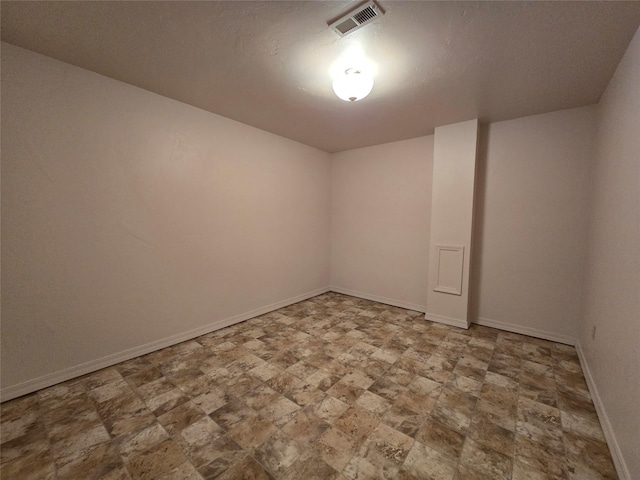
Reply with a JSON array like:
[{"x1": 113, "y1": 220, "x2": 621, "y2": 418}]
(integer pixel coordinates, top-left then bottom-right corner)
[
  {"x1": 0, "y1": 286, "x2": 330, "y2": 402},
  {"x1": 473, "y1": 316, "x2": 575, "y2": 345},
  {"x1": 575, "y1": 341, "x2": 631, "y2": 480},
  {"x1": 329, "y1": 286, "x2": 427, "y2": 313}
]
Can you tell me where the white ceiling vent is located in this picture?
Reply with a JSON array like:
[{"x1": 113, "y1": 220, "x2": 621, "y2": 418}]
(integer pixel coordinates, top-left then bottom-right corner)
[{"x1": 329, "y1": 1, "x2": 384, "y2": 37}]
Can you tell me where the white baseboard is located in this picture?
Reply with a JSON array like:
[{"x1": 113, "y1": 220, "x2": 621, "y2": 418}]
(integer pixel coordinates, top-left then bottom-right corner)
[
  {"x1": 575, "y1": 341, "x2": 630, "y2": 480},
  {"x1": 329, "y1": 286, "x2": 427, "y2": 313},
  {"x1": 3, "y1": 287, "x2": 628, "y2": 480},
  {"x1": 424, "y1": 312, "x2": 469, "y2": 329},
  {"x1": 473, "y1": 316, "x2": 575, "y2": 346},
  {"x1": 0, "y1": 286, "x2": 330, "y2": 402}
]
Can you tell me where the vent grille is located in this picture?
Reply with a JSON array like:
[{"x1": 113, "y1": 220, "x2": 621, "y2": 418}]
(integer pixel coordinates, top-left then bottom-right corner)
[
  {"x1": 353, "y1": 6, "x2": 377, "y2": 25},
  {"x1": 329, "y1": 1, "x2": 384, "y2": 37}
]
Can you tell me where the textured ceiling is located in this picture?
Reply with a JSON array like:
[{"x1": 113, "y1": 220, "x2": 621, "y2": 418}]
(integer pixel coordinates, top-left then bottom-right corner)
[{"x1": 2, "y1": 1, "x2": 640, "y2": 152}]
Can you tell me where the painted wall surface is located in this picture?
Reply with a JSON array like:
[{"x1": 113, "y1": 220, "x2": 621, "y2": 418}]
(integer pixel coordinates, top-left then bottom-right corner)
[
  {"x1": 329, "y1": 109, "x2": 597, "y2": 341},
  {"x1": 1, "y1": 44, "x2": 331, "y2": 392},
  {"x1": 426, "y1": 119, "x2": 478, "y2": 328},
  {"x1": 580, "y1": 27, "x2": 640, "y2": 480},
  {"x1": 471, "y1": 106, "x2": 597, "y2": 341},
  {"x1": 330, "y1": 137, "x2": 433, "y2": 311}
]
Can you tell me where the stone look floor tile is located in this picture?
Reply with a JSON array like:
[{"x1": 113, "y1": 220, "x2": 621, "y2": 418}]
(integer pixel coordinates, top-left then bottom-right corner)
[
  {"x1": 0, "y1": 418, "x2": 49, "y2": 464},
  {"x1": 47, "y1": 408, "x2": 104, "y2": 444},
  {"x1": 190, "y1": 435, "x2": 245, "y2": 472},
  {"x1": 395, "y1": 388, "x2": 437, "y2": 415},
  {"x1": 215, "y1": 455, "x2": 273, "y2": 480},
  {"x1": 459, "y1": 437, "x2": 513, "y2": 479},
  {"x1": 560, "y1": 409, "x2": 607, "y2": 442},
  {"x1": 1, "y1": 450, "x2": 57, "y2": 479},
  {"x1": 474, "y1": 398, "x2": 518, "y2": 432},
  {"x1": 343, "y1": 452, "x2": 399, "y2": 479},
  {"x1": 157, "y1": 401, "x2": 206, "y2": 436},
  {"x1": 415, "y1": 418, "x2": 466, "y2": 459},
  {"x1": 468, "y1": 415, "x2": 515, "y2": 458},
  {"x1": 179, "y1": 416, "x2": 225, "y2": 452},
  {"x1": 158, "y1": 460, "x2": 203, "y2": 480},
  {"x1": 403, "y1": 441, "x2": 457, "y2": 480},
  {"x1": 564, "y1": 430, "x2": 617, "y2": 479},
  {"x1": 430, "y1": 386, "x2": 477, "y2": 433},
  {"x1": 266, "y1": 371, "x2": 303, "y2": 396},
  {"x1": 334, "y1": 406, "x2": 379, "y2": 446},
  {"x1": 258, "y1": 396, "x2": 301, "y2": 428},
  {"x1": 310, "y1": 395, "x2": 350, "y2": 423},
  {"x1": 381, "y1": 406, "x2": 427, "y2": 439},
  {"x1": 253, "y1": 430, "x2": 301, "y2": 476},
  {"x1": 512, "y1": 459, "x2": 564, "y2": 480},
  {"x1": 210, "y1": 398, "x2": 257, "y2": 430},
  {"x1": 116, "y1": 422, "x2": 170, "y2": 460},
  {"x1": 281, "y1": 409, "x2": 328, "y2": 448},
  {"x1": 282, "y1": 450, "x2": 338, "y2": 480},
  {"x1": 515, "y1": 433, "x2": 568, "y2": 478},
  {"x1": 226, "y1": 414, "x2": 277, "y2": 450},
  {"x1": 317, "y1": 427, "x2": 359, "y2": 472},
  {"x1": 50, "y1": 422, "x2": 112, "y2": 467},
  {"x1": 124, "y1": 438, "x2": 187, "y2": 480},
  {"x1": 517, "y1": 396, "x2": 563, "y2": 445},
  {"x1": 448, "y1": 374, "x2": 483, "y2": 396},
  {"x1": 0, "y1": 292, "x2": 619, "y2": 479},
  {"x1": 287, "y1": 382, "x2": 325, "y2": 407},
  {"x1": 56, "y1": 442, "x2": 124, "y2": 480},
  {"x1": 364, "y1": 422, "x2": 414, "y2": 466},
  {"x1": 42, "y1": 394, "x2": 94, "y2": 427},
  {"x1": 456, "y1": 463, "x2": 502, "y2": 480},
  {"x1": 368, "y1": 377, "x2": 408, "y2": 401},
  {"x1": 355, "y1": 390, "x2": 392, "y2": 417}
]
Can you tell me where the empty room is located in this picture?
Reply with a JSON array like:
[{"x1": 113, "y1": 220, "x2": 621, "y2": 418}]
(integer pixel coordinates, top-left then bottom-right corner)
[{"x1": 1, "y1": 1, "x2": 639, "y2": 479}]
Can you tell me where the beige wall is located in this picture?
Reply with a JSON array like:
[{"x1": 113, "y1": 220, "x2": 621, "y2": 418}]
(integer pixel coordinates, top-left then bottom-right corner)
[
  {"x1": 471, "y1": 106, "x2": 597, "y2": 342},
  {"x1": 330, "y1": 137, "x2": 433, "y2": 311},
  {"x1": 1, "y1": 44, "x2": 331, "y2": 397},
  {"x1": 579, "y1": 27, "x2": 640, "y2": 480},
  {"x1": 329, "y1": 107, "x2": 596, "y2": 341},
  {"x1": 3, "y1": 38, "x2": 638, "y2": 480}
]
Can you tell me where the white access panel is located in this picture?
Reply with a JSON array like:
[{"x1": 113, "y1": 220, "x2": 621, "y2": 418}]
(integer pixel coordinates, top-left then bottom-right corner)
[{"x1": 434, "y1": 245, "x2": 464, "y2": 296}]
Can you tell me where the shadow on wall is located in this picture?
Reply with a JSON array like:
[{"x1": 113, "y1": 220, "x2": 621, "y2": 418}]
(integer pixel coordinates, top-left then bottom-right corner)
[{"x1": 468, "y1": 122, "x2": 489, "y2": 322}]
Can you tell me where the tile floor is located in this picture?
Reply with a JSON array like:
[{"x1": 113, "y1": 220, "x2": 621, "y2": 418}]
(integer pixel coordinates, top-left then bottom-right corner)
[{"x1": 0, "y1": 292, "x2": 618, "y2": 479}]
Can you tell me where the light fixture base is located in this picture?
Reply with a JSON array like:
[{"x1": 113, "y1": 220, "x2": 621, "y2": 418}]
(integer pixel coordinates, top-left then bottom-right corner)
[{"x1": 332, "y1": 68, "x2": 374, "y2": 102}]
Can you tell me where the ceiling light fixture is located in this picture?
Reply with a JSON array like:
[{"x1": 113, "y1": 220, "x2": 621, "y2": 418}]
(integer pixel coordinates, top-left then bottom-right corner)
[{"x1": 332, "y1": 68, "x2": 374, "y2": 102}]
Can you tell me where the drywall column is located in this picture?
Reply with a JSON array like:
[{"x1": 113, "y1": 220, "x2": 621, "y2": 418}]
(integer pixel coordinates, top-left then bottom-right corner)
[{"x1": 425, "y1": 119, "x2": 479, "y2": 328}]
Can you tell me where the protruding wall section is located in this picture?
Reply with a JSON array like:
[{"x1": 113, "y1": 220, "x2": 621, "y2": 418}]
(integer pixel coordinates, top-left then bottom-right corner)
[{"x1": 425, "y1": 119, "x2": 479, "y2": 328}]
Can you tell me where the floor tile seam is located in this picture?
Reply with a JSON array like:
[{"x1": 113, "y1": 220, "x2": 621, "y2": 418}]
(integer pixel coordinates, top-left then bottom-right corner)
[
  {"x1": 486, "y1": 338, "x2": 518, "y2": 463},
  {"x1": 0, "y1": 419, "x2": 55, "y2": 476},
  {"x1": 14, "y1": 393, "x2": 56, "y2": 473},
  {"x1": 247, "y1": 450, "x2": 281, "y2": 479},
  {"x1": 512, "y1": 341, "x2": 524, "y2": 477},
  {"x1": 452, "y1": 373, "x2": 485, "y2": 478},
  {"x1": 461, "y1": 337, "x2": 516, "y2": 480},
  {"x1": 244, "y1": 410, "x2": 332, "y2": 480},
  {"x1": 555, "y1": 348, "x2": 584, "y2": 478},
  {"x1": 333, "y1": 416, "x2": 383, "y2": 480},
  {"x1": 516, "y1": 347, "x2": 572, "y2": 476},
  {"x1": 38, "y1": 385, "x2": 103, "y2": 477},
  {"x1": 401, "y1": 437, "x2": 448, "y2": 478},
  {"x1": 6, "y1": 397, "x2": 50, "y2": 443},
  {"x1": 383, "y1": 332, "x2": 450, "y2": 474},
  {"x1": 295, "y1": 307, "x2": 379, "y2": 478},
  {"x1": 99, "y1": 369, "x2": 182, "y2": 480}
]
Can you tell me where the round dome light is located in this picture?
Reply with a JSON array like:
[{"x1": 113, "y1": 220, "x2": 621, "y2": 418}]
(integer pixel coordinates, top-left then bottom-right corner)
[{"x1": 332, "y1": 68, "x2": 374, "y2": 102}]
